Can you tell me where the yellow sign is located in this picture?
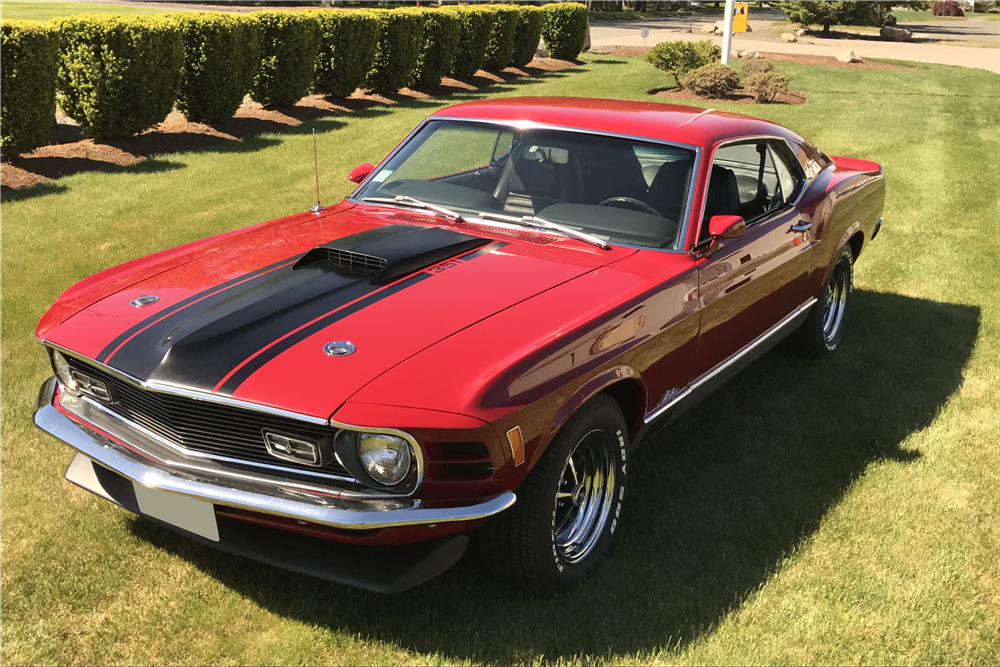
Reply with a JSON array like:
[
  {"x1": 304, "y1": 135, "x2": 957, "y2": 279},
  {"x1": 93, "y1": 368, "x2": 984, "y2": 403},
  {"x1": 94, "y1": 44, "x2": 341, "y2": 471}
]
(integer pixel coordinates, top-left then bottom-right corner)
[{"x1": 733, "y1": 2, "x2": 749, "y2": 33}]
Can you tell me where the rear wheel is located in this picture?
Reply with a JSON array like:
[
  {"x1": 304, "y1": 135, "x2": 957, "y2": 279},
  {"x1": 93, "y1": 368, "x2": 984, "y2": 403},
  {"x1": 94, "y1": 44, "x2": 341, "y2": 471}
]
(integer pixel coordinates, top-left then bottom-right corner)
[
  {"x1": 479, "y1": 394, "x2": 628, "y2": 594},
  {"x1": 792, "y1": 244, "x2": 854, "y2": 356}
]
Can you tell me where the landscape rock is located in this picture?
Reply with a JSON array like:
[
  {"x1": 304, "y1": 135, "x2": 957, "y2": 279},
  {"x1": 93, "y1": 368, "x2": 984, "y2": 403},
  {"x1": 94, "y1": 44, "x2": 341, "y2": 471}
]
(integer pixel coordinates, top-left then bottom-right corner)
[
  {"x1": 714, "y1": 20, "x2": 726, "y2": 33},
  {"x1": 796, "y1": 28, "x2": 807, "y2": 36},
  {"x1": 883, "y1": 14, "x2": 898, "y2": 26},
  {"x1": 836, "y1": 49, "x2": 863, "y2": 63},
  {"x1": 731, "y1": 50, "x2": 741, "y2": 60},
  {"x1": 700, "y1": 23, "x2": 717, "y2": 33},
  {"x1": 880, "y1": 26, "x2": 913, "y2": 41},
  {"x1": 740, "y1": 48, "x2": 762, "y2": 59},
  {"x1": 781, "y1": 33, "x2": 798, "y2": 42},
  {"x1": 536, "y1": 41, "x2": 548, "y2": 58}
]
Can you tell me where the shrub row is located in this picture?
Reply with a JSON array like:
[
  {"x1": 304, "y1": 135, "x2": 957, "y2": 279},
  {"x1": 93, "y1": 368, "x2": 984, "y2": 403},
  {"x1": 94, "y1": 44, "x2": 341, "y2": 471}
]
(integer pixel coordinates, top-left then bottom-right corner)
[
  {"x1": 0, "y1": 3, "x2": 576, "y2": 150},
  {"x1": 0, "y1": 20, "x2": 60, "y2": 158}
]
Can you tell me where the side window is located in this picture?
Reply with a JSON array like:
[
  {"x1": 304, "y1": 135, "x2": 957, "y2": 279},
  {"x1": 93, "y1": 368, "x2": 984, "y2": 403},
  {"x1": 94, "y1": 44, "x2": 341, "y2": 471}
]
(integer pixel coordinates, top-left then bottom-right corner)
[
  {"x1": 701, "y1": 141, "x2": 781, "y2": 241},
  {"x1": 768, "y1": 142, "x2": 803, "y2": 207}
]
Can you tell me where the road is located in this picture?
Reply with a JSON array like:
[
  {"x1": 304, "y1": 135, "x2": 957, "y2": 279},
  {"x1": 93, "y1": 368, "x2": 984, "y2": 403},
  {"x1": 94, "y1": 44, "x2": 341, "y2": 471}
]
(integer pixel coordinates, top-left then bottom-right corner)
[{"x1": 589, "y1": 15, "x2": 1000, "y2": 74}]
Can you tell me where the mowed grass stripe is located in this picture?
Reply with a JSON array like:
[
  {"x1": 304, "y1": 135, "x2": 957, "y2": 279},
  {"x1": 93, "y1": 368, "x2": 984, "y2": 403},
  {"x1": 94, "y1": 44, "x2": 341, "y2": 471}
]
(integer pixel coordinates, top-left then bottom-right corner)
[{"x1": 1, "y1": 56, "x2": 998, "y2": 665}]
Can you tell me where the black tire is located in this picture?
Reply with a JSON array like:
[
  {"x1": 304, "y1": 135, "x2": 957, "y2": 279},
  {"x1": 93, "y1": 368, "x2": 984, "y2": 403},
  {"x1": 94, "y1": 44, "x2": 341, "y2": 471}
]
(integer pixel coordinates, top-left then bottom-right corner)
[
  {"x1": 792, "y1": 244, "x2": 854, "y2": 356},
  {"x1": 478, "y1": 393, "x2": 628, "y2": 594}
]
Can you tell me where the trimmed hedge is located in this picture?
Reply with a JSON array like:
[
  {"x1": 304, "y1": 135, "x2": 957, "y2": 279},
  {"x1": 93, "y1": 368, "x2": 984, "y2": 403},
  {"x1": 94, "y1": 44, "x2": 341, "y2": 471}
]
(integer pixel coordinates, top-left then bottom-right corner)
[
  {"x1": 933, "y1": 1, "x2": 965, "y2": 15},
  {"x1": 451, "y1": 6, "x2": 495, "y2": 78},
  {"x1": 482, "y1": 5, "x2": 520, "y2": 71},
  {"x1": 644, "y1": 39, "x2": 721, "y2": 87},
  {"x1": 683, "y1": 63, "x2": 739, "y2": 98},
  {"x1": 739, "y1": 58, "x2": 774, "y2": 80},
  {"x1": 312, "y1": 8, "x2": 379, "y2": 98},
  {"x1": 54, "y1": 15, "x2": 183, "y2": 139},
  {"x1": 540, "y1": 2, "x2": 588, "y2": 61},
  {"x1": 411, "y1": 8, "x2": 460, "y2": 88},
  {"x1": 1, "y1": 20, "x2": 59, "y2": 158},
  {"x1": 168, "y1": 12, "x2": 260, "y2": 123},
  {"x1": 745, "y1": 71, "x2": 790, "y2": 103},
  {"x1": 248, "y1": 11, "x2": 319, "y2": 107},
  {"x1": 510, "y1": 5, "x2": 544, "y2": 68},
  {"x1": 366, "y1": 8, "x2": 424, "y2": 94}
]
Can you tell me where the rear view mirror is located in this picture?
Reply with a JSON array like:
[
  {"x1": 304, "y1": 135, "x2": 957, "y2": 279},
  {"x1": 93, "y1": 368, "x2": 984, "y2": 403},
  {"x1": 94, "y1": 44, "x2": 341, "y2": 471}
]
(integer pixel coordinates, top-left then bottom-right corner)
[
  {"x1": 708, "y1": 215, "x2": 745, "y2": 239},
  {"x1": 348, "y1": 163, "x2": 374, "y2": 184}
]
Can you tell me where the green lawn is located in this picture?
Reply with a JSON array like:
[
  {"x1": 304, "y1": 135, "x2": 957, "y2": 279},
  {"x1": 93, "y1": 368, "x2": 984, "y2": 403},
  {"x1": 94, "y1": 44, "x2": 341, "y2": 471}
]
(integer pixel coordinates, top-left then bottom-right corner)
[
  {"x1": 0, "y1": 0, "x2": 209, "y2": 20},
  {"x1": 1, "y1": 56, "x2": 998, "y2": 666}
]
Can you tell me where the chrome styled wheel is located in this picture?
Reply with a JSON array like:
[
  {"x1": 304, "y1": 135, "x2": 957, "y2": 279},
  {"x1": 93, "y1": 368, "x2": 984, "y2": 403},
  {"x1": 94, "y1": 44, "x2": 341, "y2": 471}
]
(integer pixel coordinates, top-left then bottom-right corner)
[
  {"x1": 822, "y1": 258, "x2": 850, "y2": 342},
  {"x1": 554, "y1": 430, "x2": 616, "y2": 564}
]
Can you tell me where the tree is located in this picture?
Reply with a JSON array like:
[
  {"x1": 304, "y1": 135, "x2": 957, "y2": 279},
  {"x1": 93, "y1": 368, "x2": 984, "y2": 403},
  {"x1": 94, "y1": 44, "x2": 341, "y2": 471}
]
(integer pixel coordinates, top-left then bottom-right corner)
[{"x1": 776, "y1": 1, "x2": 858, "y2": 34}]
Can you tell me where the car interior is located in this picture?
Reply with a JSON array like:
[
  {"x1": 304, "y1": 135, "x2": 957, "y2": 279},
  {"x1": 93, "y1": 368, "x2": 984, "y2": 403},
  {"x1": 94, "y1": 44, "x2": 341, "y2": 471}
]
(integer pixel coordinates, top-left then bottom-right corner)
[{"x1": 363, "y1": 123, "x2": 699, "y2": 250}]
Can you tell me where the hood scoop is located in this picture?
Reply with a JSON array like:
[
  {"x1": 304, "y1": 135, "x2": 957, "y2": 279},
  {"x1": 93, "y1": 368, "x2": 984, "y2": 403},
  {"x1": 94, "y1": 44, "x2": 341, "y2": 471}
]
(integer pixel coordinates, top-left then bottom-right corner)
[{"x1": 294, "y1": 224, "x2": 490, "y2": 285}]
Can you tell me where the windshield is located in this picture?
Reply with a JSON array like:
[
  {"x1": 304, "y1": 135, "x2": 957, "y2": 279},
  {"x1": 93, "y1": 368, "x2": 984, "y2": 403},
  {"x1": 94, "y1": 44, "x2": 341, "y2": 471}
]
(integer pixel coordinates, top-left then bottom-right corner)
[{"x1": 354, "y1": 120, "x2": 697, "y2": 250}]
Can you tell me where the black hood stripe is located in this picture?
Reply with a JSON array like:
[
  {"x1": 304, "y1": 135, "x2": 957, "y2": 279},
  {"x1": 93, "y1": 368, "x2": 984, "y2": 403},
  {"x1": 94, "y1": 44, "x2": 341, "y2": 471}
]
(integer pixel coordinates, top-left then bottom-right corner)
[
  {"x1": 97, "y1": 255, "x2": 302, "y2": 364},
  {"x1": 214, "y1": 241, "x2": 509, "y2": 396}
]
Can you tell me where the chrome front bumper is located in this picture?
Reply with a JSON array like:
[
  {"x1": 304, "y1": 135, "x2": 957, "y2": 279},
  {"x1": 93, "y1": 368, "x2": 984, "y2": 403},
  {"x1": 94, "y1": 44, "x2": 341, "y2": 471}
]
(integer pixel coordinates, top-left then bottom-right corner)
[{"x1": 34, "y1": 377, "x2": 515, "y2": 531}]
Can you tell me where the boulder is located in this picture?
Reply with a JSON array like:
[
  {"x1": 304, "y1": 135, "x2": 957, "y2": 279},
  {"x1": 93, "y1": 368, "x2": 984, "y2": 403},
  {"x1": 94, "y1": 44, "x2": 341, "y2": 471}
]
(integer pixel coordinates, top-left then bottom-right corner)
[
  {"x1": 883, "y1": 14, "x2": 898, "y2": 26},
  {"x1": 781, "y1": 32, "x2": 798, "y2": 42},
  {"x1": 880, "y1": 26, "x2": 912, "y2": 41},
  {"x1": 700, "y1": 23, "x2": 717, "y2": 33},
  {"x1": 731, "y1": 50, "x2": 741, "y2": 60},
  {"x1": 536, "y1": 41, "x2": 548, "y2": 59},
  {"x1": 796, "y1": 28, "x2": 806, "y2": 36},
  {"x1": 836, "y1": 49, "x2": 863, "y2": 63},
  {"x1": 740, "y1": 48, "x2": 762, "y2": 59},
  {"x1": 714, "y1": 20, "x2": 726, "y2": 32}
]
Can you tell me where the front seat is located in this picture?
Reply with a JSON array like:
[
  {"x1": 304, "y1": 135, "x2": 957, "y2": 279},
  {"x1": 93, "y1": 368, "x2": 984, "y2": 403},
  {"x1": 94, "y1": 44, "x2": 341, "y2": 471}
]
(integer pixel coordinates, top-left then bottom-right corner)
[
  {"x1": 501, "y1": 145, "x2": 582, "y2": 216},
  {"x1": 646, "y1": 160, "x2": 693, "y2": 222},
  {"x1": 700, "y1": 165, "x2": 740, "y2": 241}
]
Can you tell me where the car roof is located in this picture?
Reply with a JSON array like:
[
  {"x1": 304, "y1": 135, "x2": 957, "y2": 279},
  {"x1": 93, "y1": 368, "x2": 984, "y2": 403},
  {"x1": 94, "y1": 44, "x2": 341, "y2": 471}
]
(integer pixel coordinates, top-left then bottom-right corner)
[{"x1": 431, "y1": 97, "x2": 796, "y2": 149}]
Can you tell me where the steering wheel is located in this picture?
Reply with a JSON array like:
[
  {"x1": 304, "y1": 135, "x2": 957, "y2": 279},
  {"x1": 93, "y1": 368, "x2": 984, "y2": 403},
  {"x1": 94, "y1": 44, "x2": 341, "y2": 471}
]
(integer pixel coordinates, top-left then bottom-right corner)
[{"x1": 598, "y1": 197, "x2": 662, "y2": 217}]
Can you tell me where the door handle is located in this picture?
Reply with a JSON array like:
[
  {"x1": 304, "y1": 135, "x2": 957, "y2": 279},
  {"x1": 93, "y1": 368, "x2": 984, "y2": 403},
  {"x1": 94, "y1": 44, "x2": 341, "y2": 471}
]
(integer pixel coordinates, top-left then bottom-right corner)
[{"x1": 790, "y1": 222, "x2": 812, "y2": 233}]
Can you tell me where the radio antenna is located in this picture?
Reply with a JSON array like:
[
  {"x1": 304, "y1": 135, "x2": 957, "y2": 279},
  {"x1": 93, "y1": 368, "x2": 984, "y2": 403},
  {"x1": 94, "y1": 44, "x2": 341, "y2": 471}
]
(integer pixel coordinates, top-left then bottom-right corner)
[{"x1": 310, "y1": 128, "x2": 324, "y2": 213}]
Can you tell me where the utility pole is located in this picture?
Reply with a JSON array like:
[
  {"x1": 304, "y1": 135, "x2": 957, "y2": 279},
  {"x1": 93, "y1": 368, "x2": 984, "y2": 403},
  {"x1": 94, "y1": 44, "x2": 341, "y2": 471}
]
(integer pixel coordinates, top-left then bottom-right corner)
[{"x1": 721, "y1": 0, "x2": 735, "y2": 65}]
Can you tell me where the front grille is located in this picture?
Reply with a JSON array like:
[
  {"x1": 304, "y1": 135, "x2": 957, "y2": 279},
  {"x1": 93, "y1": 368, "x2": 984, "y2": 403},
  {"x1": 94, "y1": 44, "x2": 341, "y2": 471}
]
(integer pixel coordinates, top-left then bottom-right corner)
[{"x1": 64, "y1": 357, "x2": 350, "y2": 482}]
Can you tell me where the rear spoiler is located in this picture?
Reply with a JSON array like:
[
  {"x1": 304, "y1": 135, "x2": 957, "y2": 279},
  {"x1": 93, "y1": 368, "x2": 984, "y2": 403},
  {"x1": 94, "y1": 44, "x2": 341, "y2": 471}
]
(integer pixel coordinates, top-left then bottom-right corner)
[{"x1": 829, "y1": 155, "x2": 882, "y2": 174}]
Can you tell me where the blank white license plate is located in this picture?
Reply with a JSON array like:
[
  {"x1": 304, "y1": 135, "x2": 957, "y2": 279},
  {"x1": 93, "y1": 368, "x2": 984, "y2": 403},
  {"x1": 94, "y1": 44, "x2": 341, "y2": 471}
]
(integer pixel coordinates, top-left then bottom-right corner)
[{"x1": 132, "y1": 484, "x2": 220, "y2": 542}]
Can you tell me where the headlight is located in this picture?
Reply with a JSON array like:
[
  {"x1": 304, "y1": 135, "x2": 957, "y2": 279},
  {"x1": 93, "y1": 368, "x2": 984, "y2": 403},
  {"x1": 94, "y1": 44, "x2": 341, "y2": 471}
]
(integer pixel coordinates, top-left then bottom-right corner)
[
  {"x1": 357, "y1": 433, "x2": 412, "y2": 486},
  {"x1": 51, "y1": 350, "x2": 76, "y2": 391}
]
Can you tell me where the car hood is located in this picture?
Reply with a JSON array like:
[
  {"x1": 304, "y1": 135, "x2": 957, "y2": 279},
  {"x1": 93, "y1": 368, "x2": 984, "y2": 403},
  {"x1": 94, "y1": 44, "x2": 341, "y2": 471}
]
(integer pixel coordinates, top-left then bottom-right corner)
[{"x1": 45, "y1": 205, "x2": 636, "y2": 418}]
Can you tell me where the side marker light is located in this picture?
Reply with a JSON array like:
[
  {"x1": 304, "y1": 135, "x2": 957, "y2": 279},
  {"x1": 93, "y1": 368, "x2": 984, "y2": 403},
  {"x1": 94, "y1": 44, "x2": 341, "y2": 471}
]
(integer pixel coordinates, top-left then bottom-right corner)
[{"x1": 506, "y1": 426, "x2": 525, "y2": 467}]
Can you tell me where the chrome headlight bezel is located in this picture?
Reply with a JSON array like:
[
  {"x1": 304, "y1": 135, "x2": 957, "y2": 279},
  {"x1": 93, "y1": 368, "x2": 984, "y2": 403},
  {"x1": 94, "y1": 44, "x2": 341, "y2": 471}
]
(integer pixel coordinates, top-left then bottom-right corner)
[
  {"x1": 333, "y1": 427, "x2": 419, "y2": 493},
  {"x1": 50, "y1": 349, "x2": 77, "y2": 392}
]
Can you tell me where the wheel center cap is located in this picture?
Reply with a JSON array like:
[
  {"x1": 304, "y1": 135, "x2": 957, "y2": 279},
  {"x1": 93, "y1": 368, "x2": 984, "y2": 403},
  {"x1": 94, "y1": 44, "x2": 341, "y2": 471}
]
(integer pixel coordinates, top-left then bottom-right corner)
[{"x1": 571, "y1": 484, "x2": 585, "y2": 506}]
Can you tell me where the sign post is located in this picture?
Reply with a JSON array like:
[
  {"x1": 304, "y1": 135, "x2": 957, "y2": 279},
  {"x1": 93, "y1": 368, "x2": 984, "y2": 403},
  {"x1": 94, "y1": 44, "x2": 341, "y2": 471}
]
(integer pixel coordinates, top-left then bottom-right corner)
[{"x1": 721, "y1": 0, "x2": 735, "y2": 65}]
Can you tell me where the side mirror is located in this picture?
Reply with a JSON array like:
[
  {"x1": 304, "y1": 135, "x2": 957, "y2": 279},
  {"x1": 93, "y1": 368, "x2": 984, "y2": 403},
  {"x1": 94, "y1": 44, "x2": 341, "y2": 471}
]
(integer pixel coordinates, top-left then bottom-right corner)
[
  {"x1": 708, "y1": 215, "x2": 745, "y2": 239},
  {"x1": 348, "y1": 162, "x2": 375, "y2": 184}
]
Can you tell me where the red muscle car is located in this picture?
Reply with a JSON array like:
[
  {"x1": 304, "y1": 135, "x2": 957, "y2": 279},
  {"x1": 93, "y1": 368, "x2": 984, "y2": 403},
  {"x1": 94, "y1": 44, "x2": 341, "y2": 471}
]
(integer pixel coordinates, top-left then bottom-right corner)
[{"x1": 34, "y1": 97, "x2": 884, "y2": 594}]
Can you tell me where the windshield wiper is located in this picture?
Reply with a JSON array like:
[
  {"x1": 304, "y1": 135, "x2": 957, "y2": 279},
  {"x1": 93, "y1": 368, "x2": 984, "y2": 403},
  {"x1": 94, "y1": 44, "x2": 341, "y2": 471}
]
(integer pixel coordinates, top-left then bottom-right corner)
[
  {"x1": 362, "y1": 195, "x2": 465, "y2": 223},
  {"x1": 477, "y1": 212, "x2": 609, "y2": 250}
]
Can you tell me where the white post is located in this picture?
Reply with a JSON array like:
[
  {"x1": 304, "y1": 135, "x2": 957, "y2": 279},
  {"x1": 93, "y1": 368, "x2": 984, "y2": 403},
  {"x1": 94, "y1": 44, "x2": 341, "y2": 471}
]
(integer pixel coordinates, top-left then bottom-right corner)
[{"x1": 721, "y1": 0, "x2": 735, "y2": 65}]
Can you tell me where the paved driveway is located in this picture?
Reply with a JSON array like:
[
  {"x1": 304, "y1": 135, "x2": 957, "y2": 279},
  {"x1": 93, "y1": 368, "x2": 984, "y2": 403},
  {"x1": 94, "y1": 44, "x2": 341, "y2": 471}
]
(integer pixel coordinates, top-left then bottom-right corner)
[{"x1": 901, "y1": 18, "x2": 1000, "y2": 42}]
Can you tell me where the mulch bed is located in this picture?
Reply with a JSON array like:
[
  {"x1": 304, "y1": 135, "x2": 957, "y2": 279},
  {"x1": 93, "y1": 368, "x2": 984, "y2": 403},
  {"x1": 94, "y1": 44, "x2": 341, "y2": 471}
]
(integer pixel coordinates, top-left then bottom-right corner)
[
  {"x1": 1, "y1": 58, "x2": 578, "y2": 192},
  {"x1": 591, "y1": 45, "x2": 918, "y2": 70},
  {"x1": 651, "y1": 85, "x2": 808, "y2": 105}
]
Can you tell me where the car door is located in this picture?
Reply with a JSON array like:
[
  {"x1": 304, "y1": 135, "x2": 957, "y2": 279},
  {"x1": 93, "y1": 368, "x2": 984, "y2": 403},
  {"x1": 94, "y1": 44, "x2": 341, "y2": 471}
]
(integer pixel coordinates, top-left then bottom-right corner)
[{"x1": 692, "y1": 138, "x2": 814, "y2": 381}]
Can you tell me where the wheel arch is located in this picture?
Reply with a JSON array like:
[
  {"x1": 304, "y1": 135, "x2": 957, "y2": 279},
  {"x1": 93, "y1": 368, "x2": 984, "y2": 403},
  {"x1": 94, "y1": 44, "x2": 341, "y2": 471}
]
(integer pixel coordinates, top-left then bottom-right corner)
[{"x1": 546, "y1": 368, "x2": 647, "y2": 446}]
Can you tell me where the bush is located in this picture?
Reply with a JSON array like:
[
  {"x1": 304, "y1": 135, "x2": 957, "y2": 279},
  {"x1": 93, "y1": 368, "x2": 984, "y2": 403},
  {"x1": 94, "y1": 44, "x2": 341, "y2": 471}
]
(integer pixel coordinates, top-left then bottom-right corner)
[
  {"x1": 312, "y1": 9, "x2": 379, "y2": 97},
  {"x1": 167, "y1": 13, "x2": 260, "y2": 124},
  {"x1": 933, "y1": 1, "x2": 965, "y2": 15},
  {"x1": 411, "y1": 8, "x2": 460, "y2": 88},
  {"x1": 482, "y1": 5, "x2": 520, "y2": 70},
  {"x1": 739, "y1": 58, "x2": 774, "y2": 80},
  {"x1": 744, "y1": 71, "x2": 790, "y2": 103},
  {"x1": 540, "y1": 2, "x2": 588, "y2": 61},
  {"x1": 450, "y1": 6, "x2": 494, "y2": 77},
  {"x1": 644, "y1": 39, "x2": 720, "y2": 87},
  {"x1": 366, "y1": 8, "x2": 424, "y2": 94},
  {"x1": 510, "y1": 5, "x2": 544, "y2": 68},
  {"x1": 54, "y1": 15, "x2": 183, "y2": 139},
  {"x1": 973, "y1": 0, "x2": 1000, "y2": 12},
  {"x1": 683, "y1": 63, "x2": 739, "y2": 98},
  {"x1": 0, "y1": 20, "x2": 59, "y2": 158},
  {"x1": 248, "y1": 11, "x2": 319, "y2": 107}
]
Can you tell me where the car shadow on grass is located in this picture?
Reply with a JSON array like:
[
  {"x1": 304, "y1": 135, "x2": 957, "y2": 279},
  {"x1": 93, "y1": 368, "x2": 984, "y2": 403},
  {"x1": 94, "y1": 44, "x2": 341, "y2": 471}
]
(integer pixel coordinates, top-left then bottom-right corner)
[{"x1": 128, "y1": 289, "x2": 979, "y2": 662}]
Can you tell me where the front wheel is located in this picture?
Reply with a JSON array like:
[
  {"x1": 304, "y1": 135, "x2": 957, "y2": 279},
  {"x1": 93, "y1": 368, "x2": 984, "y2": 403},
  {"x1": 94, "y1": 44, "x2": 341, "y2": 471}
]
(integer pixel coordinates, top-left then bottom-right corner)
[
  {"x1": 792, "y1": 244, "x2": 854, "y2": 356},
  {"x1": 478, "y1": 394, "x2": 628, "y2": 594}
]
